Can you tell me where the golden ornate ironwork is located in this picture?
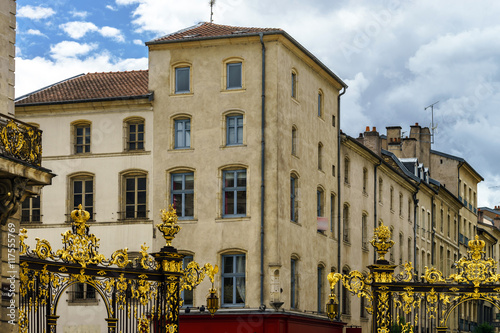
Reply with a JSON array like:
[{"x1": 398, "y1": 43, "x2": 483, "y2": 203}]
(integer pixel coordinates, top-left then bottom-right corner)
[
  {"x1": 20, "y1": 205, "x2": 219, "y2": 333},
  {"x1": 157, "y1": 205, "x2": 181, "y2": 246},
  {"x1": 370, "y1": 222, "x2": 394, "y2": 262},
  {"x1": 0, "y1": 117, "x2": 42, "y2": 166}
]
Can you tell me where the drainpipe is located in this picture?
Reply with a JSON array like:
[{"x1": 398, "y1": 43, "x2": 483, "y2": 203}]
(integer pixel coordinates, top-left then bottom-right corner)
[
  {"x1": 431, "y1": 196, "x2": 435, "y2": 265},
  {"x1": 373, "y1": 161, "x2": 382, "y2": 263},
  {"x1": 413, "y1": 187, "x2": 420, "y2": 274},
  {"x1": 336, "y1": 86, "x2": 346, "y2": 319},
  {"x1": 259, "y1": 33, "x2": 266, "y2": 308}
]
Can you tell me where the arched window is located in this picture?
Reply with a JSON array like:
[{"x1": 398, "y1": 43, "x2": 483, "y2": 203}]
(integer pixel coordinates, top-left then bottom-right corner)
[
  {"x1": 172, "y1": 62, "x2": 192, "y2": 94},
  {"x1": 291, "y1": 68, "x2": 298, "y2": 99},
  {"x1": 291, "y1": 126, "x2": 298, "y2": 156},
  {"x1": 361, "y1": 213, "x2": 368, "y2": 250},
  {"x1": 69, "y1": 172, "x2": 94, "y2": 221},
  {"x1": 317, "y1": 264, "x2": 325, "y2": 313},
  {"x1": 290, "y1": 173, "x2": 299, "y2": 222},
  {"x1": 71, "y1": 120, "x2": 91, "y2": 154},
  {"x1": 222, "y1": 167, "x2": 247, "y2": 217},
  {"x1": 317, "y1": 187, "x2": 324, "y2": 217},
  {"x1": 390, "y1": 186, "x2": 394, "y2": 211},
  {"x1": 291, "y1": 255, "x2": 299, "y2": 309},
  {"x1": 343, "y1": 204, "x2": 350, "y2": 243},
  {"x1": 121, "y1": 170, "x2": 148, "y2": 220},
  {"x1": 124, "y1": 117, "x2": 145, "y2": 151},
  {"x1": 317, "y1": 89, "x2": 324, "y2": 117},
  {"x1": 344, "y1": 157, "x2": 350, "y2": 184},
  {"x1": 170, "y1": 171, "x2": 194, "y2": 219},
  {"x1": 223, "y1": 57, "x2": 244, "y2": 90},
  {"x1": 318, "y1": 143, "x2": 323, "y2": 170},
  {"x1": 224, "y1": 111, "x2": 244, "y2": 146},
  {"x1": 221, "y1": 253, "x2": 246, "y2": 306},
  {"x1": 362, "y1": 168, "x2": 368, "y2": 193},
  {"x1": 378, "y1": 178, "x2": 383, "y2": 203},
  {"x1": 341, "y1": 266, "x2": 350, "y2": 315},
  {"x1": 172, "y1": 115, "x2": 191, "y2": 149}
]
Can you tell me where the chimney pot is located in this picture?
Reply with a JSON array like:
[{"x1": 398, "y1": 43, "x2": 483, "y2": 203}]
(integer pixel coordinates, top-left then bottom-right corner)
[
  {"x1": 415, "y1": 122, "x2": 419, "y2": 126},
  {"x1": 366, "y1": 126, "x2": 370, "y2": 132},
  {"x1": 372, "y1": 126, "x2": 377, "y2": 132}
]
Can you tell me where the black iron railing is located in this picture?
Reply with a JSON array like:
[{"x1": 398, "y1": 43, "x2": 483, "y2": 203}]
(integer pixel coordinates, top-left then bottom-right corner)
[{"x1": 0, "y1": 113, "x2": 42, "y2": 166}]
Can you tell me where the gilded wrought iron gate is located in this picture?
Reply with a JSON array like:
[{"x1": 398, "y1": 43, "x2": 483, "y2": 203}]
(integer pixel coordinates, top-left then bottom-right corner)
[
  {"x1": 19, "y1": 205, "x2": 218, "y2": 333},
  {"x1": 328, "y1": 222, "x2": 500, "y2": 333}
]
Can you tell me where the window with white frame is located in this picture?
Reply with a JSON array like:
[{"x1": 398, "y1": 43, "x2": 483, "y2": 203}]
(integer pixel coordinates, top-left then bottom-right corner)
[
  {"x1": 290, "y1": 174, "x2": 299, "y2": 222},
  {"x1": 174, "y1": 118, "x2": 191, "y2": 149},
  {"x1": 226, "y1": 114, "x2": 243, "y2": 146},
  {"x1": 74, "y1": 122, "x2": 91, "y2": 154},
  {"x1": 226, "y1": 62, "x2": 242, "y2": 89},
  {"x1": 175, "y1": 66, "x2": 190, "y2": 94},
  {"x1": 222, "y1": 169, "x2": 246, "y2": 217},
  {"x1": 171, "y1": 172, "x2": 194, "y2": 219},
  {"x1": 21, "y1": 196, "x2": 41, "y2": 223},
  {"x1": 123, "y1": 173, "x2": 147, "y2": 219},
  {"x1": 125, "y1": 118, "x2": 145, "y2": 151},
  {"x1": 70, "y1": 174, "x2": 94, "y2": 221},
  {"x1": 222, "y1": 254, "x2": 246, "y2": 306}
]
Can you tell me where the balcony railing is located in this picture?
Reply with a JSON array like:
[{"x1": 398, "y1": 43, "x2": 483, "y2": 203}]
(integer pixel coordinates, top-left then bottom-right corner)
[{"x1": 0, "y1": 113, "x2": 42, "y2": 166}]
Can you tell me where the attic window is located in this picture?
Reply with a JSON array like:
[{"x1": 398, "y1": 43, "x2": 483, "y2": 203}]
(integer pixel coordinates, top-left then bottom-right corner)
[
  {"x1": 183, "y1": 34, "x2": 200, "y2": 38},
  {"x1": 232, "y1": 30, "x2": 249, "y2": 34}
]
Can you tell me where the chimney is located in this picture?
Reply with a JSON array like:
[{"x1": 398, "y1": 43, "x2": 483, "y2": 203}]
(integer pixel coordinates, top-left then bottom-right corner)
[{"x1": 362, "y1": 126, "x2": 381, "y2": 156}]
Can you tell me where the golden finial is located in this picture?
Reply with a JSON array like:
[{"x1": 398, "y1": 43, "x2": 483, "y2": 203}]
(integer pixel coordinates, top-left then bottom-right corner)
[
  {"x1": 370, "y1": 222, "x2": 394, "y2": 262},
  {"x1": 468, "y1": 235, "x2": 485, "y2": 260},
  {"x1": 70, "y1": 204, "x2": 90, "y2": 235},
  {"x1": 156, "y1": 205, "x2": 181, "y2": 247}
]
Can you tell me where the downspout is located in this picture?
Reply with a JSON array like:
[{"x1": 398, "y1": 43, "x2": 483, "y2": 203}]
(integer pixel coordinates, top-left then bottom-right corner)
[
  {"x1": 413, "y1": 186, "x2": 420, "y2": 274},
  {"x1": 336, "y1": 86, "x2": 346, "y2": 319},
  {"x1": 373, "y1": 161, "x2": 382, "y2": 263},
  {"x1": 259, "y1": 33, "x2": 266, "y2": 308},
  {"x1": 431, "y1": 195, "x2": 435, "y2": 265}
]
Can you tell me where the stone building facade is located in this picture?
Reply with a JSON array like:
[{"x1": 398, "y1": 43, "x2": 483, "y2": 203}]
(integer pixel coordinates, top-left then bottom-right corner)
[{"x1": 15, "y1": 22, "x2": 486, "y2": 333}]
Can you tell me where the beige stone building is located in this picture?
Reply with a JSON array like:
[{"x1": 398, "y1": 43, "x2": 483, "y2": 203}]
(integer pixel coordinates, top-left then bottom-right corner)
[
  {"x1": 0, "y1": 1, "x2": 54, "y2": 332},
  {"x1": 14, "y1": 21, "x2": 489, "y2": 332}
]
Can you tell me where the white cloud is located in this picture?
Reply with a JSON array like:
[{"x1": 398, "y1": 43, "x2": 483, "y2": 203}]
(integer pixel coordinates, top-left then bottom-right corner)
[
  {"x1": 133, "y1": 39, "x2": 143, "y2": 46},
  {"x1": 50, "y1": 41, "x2": 97, "y2": 60},
  {"x1": 60, "y1": 21, "x2": 98, "y2": 39},
  {"x1": 26, "y1": 29, "x2": 46, "y2": 37},
  {"x1": 71, "y1": 10, "x2": 88, "y2": 19},
  {"x1": 17, "y1": 5, "x2": 56, "y2": 20},
  {"x1": 106, "y1": 5, "x2": 118, "y2": 11},
  {"x1": 99, "y1": 26, "x2": 125, "y2": 43},
  {"x1": 116, "y1": 0, "x2": 142, "y2": 5}
]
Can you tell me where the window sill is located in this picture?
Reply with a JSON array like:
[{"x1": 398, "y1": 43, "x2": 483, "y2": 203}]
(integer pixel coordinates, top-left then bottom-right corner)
[
  {"x1": 68, "y1": 300, "x2": 99, "y2": 306},
  {"x1": 292, "y1": 154, "x2": 299, "y2": 159},
  {"x1": 178, "y1": 219, "x2": 198, "y2": 224},
  {"x1": 171, "y1": 92, "x2": 194, "y2": 97},
  {"x1": 220, "y1": 144, "x2": 247, "y2": 149},
  {"x1": 343, "y1": 240, "x2": 351, "y2": 246},
  {"x1": 291, "y1": 97, "x2": 300, "y2": 105},
  {"x1": 221, "y1": 88, "x2": 246, "y2": 93},
  {"x1": 216, "y1": 216, "x2": 250, "y2": 223},
  {"x1": 169, "y1": 148, "x2": 194, "y2": 152},
  {"x1": 290, "y1": 221, "x2": 302, "y2": 227}
]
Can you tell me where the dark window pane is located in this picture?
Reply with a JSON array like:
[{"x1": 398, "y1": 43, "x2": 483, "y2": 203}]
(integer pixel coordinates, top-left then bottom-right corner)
[
  {"x1": 227, "y1": 63, "x2": 242, "y2": 89},
  {"x1": 224, "y1": 256, "x2": 234, "y2": 274},
  {"x1": 126, "y1": 178, "x2": 135, "y2": 191},
  {"x1": 185, "y1": 193, "x2": 194, "y2": 217},
  {"x1": 137, "y1": 177, "x2": 146, "y2": 190},
  {"x1": 224, "y1": 172, "x2": 234, "y2": 188},
  {"x1": 137, "y1": 191, "x2": 146, "y2": 204},
  {"x1": 185, "y1": 174, "x2": 194, "y2": 190},
  {"x1": 224, "y1": 192, "x2": 234, "y2": 215},
  {"x1": 126, "y1": 191, "x2": 135, "y2": 205},
  {"x1": 74, "y1": 181, "x2": 82, "y2": 193},
  {"x1": 236, "y1": 191, "x2": 246, "y2": 215},
  {"x1": 85, "y1": 180, "x2": 93, "y2": 192},
  {"x1": 223, "y1": 278, "x2": 233, "y2": 304},
  {"x1": 176, "y1": 67, "x2": 190, "y2": 93},
  {"x1": 172, "y1": 175, "x2": 183, "y2": 190},
  {"x1": 236, "y1": 172, "x2": 246, "y2": 187}
]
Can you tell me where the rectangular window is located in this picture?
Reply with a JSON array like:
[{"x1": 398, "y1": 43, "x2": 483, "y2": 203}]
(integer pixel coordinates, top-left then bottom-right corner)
[
  {"x1": 75, "y1": 125, "x2": 90, "y2": 154},
  {"x1": 174, "y1": 119, "x2": 191, "y2": 149},
  {"x1": 222, "y1": 170, "x2": 246, "y2": 217},
  {"x1": 182, "y1": 255, "x2": 194, "y2": 306},
  {"x1": 290, "y1": 176, "x2": 298, "y2": 222},
  {"x1": 175, "y1": 67, "x2": 190, "y2": 93},
  {"x1": 72, "y1": 177, "x2": 94, "y2": 220},
  {"x1": 227, "y1": 62, "x2": 242, "y2": 89},
  {"x1": 362, "y1": 214, "x2": 368, "y2": 250},
  {"x1": 222, "y1": 254, "x2": 246, "y2": 306},
  {"x1": 171, "y1": 173, "x2": 194, "y2": 219},
  {"x1": 317, "y1": 189, "x2": 324, "y2": 217},
  {"x1": 21, "y1": 196, "x2": 41, "y2": 223},
  {"x1": 291, "y1": 258, "x2": 298, "y2": 309},
  {"x1": 317, "y1": 266, "x2": 324, "y2": 313},
  {"x1": 125, "y1": 175, "x2": 147, "y2": 219},
  {"x1": 71, "y1": 283, "x2": 96, "y2": 303},
  {"x1": 127, "y1": 121, "x2": 144, "y2": 150},
  {"x1": 226, "y1": 115, "x2": 243, "y2": 145}
]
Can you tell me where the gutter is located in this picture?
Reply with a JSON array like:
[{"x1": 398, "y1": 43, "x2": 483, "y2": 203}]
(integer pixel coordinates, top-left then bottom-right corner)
[
  {"x1": 373, "y1": 161, "x2": 382, "y2": 263},
  {"x1": 259, "y1": 32, "x2": 266, "y2": 308},
  {"x1": 336, "y1": 86, "x2": 346, "y2": 320},
  {"x1": 15, "y1": 94, "x2": 154, "y2": 107}
]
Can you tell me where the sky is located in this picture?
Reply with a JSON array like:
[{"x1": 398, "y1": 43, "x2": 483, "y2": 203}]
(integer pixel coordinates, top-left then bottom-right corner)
[{"x1": 15, "y1": 0, "x2": 500, "y2": 207}]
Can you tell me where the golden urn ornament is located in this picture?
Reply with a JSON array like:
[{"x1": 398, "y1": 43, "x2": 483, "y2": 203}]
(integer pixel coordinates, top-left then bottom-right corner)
[{"x1": 156, "y1": 205, "x2": 181, "y2": 247}]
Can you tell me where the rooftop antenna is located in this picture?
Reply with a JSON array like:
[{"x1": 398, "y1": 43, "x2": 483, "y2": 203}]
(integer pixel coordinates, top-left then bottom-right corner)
[
  {"x1": 424, "y1": 101, "x2": 439, "y2": 144},
  {"x1": 209, "y1": 0, "x2": 216, "y2": 23}
]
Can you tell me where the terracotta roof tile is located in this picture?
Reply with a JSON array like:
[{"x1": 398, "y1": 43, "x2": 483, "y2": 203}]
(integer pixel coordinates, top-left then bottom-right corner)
[
  {"x1": 148, "y1": 22, "x2": 282, "y2": 44},
  {"x1": 16, "y1": 70, "x2": 150, "y2": 105}
]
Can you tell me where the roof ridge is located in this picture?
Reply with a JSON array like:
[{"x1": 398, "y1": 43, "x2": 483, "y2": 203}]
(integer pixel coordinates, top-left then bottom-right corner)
[
  {"x1": 15, "y1": 73, "x2": 85, "y2": 102},
  {"x1": 149, "y1": 22, "x2": 205, "y2": 43}
]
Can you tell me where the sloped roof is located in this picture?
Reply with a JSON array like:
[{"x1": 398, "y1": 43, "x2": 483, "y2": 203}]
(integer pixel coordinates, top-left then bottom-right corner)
[
  {"x1": 15, "y1": 70, "x2": 150, "y2": 106},
  {"x1": 147, "y1": 22, "x2": 282, "y2": 44}
]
